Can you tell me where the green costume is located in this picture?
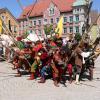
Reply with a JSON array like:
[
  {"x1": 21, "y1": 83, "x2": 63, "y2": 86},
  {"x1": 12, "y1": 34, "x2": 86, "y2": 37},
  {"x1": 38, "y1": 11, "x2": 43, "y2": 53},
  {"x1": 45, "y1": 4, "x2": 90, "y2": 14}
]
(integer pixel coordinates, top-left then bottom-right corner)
[{"x1": 31, "y1": 56, "x2": 42, "y2": 73}]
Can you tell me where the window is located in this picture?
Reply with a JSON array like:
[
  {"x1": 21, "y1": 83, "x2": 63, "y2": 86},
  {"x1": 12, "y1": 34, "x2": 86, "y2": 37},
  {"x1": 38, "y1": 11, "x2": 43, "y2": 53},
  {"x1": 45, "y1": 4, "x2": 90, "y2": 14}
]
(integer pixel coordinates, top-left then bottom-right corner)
[
  {"x1": 69, "y1": 27, "x2": 73, "y2": 33},
  {"x1": 44, "y1": 19, "x2": 47, "y2": 22},
  {"x1": 38, "y1": 20, "x2": 41, "y2": 25},
  {"x1": 64, "y1": 17, "x2": 67, "y2": 23},
  {"x1": 69, "y1": 16, "x2": 73, "y2": 23},
  {"x1": 64, "y1": 27, "x2": 67, "y2": 33},
  {"x1": 77, "y1": 8, "x2": 79, "y2": 11},
  {"x1": 49, "y1": 7, "x2": 54, "y2": 15},
  {"x1": 11, "y1": 26, "x2": 13, "y2": 32},
  {"x1": 51, "y1": 18, "x2": 54, "y2": 24},
  {"x1": 56, "y1": 18, "x2": 59, "y2": 23},
  {"x1": 21, "y1": 22, "x2": 24, "y2": 30},
  {"x1": 8, "y1": 20, "x2": 12, "y2": 32},
  {"x1": 23, "y1": 24, "x2": 24, "y2": 29},
  {"x1": 44, "y1": 19, "x2": 47, "y2": 24},
  {"x1": 38, "y1": 30, "x2": 41, "y2": 36},
  {"x1": 14, "y1": 26, "x2": 17, "y2": 33},
  {"x1": 2, "y1": 16, "x2": 5, "y2": 20},
  {"x1": 33, "y1": 21, "x2": 36, "y2": 26},
  {"x1": 29, "y1": 21, "x2": 32, "y2": 28},
  {"x1": 26, "y1": 21, "x2": 28, "y2": 27},
  {"x1": 75, "y1": 15, "x2": 79, "y2": 22},
  {"x1": 75, "y1": 26, "x2": 79, "y2": 33},
  {"x1": 30, "y1": 21, "x2": 32, "y2": 26},
  {"x1": 30, "y1": 30, "x2": 33, "y2": 33},
  {"x1": 23, "y1": 21, "x2": 26, "y2": 28}
]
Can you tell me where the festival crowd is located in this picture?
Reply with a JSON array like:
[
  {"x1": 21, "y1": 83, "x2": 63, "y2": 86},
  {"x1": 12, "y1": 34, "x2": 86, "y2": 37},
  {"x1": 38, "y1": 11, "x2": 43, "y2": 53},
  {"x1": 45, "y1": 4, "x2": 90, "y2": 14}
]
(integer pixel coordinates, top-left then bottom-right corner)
[{"x1": 1, "y1": 34, "x2": 100, "y2": 87}]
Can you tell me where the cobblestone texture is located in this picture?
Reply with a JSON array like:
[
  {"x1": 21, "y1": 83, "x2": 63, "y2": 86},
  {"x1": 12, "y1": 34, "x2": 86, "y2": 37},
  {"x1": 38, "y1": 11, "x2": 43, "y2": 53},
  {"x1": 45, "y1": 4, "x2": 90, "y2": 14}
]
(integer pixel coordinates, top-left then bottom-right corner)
[{"x1": 0, "y1": 56, "x2": 100, "y2": 100}]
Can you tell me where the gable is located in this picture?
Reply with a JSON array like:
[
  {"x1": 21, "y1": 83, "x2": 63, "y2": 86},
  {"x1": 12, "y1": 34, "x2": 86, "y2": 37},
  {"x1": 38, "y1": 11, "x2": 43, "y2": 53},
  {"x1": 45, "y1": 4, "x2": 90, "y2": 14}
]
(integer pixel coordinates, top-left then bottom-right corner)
[{"x1": 18, "y1": 0, "x2": 75, "y2": 19}]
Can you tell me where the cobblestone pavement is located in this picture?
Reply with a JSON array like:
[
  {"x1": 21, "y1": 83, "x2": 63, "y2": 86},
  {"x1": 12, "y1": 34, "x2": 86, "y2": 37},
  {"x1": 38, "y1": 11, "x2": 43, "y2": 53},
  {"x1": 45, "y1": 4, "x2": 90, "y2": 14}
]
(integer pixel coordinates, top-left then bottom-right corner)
[{"x1": 0, "y1": 56, "x2": 100, "y2": 100}]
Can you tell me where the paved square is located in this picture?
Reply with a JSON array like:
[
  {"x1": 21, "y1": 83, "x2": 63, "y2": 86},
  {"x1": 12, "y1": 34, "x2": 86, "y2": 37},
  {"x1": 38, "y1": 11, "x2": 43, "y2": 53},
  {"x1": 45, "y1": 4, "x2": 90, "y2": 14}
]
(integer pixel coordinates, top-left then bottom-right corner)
[{"x1": 0, "y1": 56, "x2": 100, "y2": 100}]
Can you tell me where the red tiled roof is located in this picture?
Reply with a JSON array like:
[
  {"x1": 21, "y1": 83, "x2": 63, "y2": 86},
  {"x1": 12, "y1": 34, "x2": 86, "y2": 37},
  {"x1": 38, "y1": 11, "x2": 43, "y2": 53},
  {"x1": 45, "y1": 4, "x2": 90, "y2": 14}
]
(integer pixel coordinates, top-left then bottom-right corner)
[{"x1": 18, "y1": 0, "x2": 75, "y2": 19}]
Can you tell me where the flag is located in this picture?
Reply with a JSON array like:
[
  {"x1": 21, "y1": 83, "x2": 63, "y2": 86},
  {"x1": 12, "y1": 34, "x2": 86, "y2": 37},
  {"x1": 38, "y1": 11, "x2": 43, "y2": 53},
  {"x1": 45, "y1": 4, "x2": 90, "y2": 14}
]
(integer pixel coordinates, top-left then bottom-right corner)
[
  {"x1": 0, "y1": 18, "x2": 2, "y2": 34},
  {"x1": 55, "y1": 16, "x2": 63, "y2": 37},
  {"x1": 90, "y1": 25, "x2": 98, "y2": 44}
]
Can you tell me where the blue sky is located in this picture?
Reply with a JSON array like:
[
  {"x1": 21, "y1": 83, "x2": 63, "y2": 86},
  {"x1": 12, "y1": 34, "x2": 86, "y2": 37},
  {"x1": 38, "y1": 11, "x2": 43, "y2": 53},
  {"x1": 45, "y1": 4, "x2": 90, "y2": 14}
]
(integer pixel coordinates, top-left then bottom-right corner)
[{"x1": 0, "y1": 0, "x2": 100, "y2": 18}]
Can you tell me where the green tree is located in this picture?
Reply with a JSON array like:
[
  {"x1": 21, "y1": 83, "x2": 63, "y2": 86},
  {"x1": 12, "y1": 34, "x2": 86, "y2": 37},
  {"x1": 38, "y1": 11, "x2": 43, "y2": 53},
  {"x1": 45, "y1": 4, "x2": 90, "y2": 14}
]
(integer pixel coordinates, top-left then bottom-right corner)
[
  {"x1": 75, "y1": 33, "x2": 82, "y2": 42},
  {"x1": 23, "y1": 31, "x2": 30, "y2": 39},
  {"x1": 44, "y1": 24, "x2": 53, "y2": 37}
]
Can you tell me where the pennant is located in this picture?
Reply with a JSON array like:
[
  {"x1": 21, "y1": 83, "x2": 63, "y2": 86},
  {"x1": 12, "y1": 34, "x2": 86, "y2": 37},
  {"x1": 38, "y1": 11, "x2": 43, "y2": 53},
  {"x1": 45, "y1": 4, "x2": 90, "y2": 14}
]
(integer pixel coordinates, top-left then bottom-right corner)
[
  {"x1": 55, "y1": 16, "x2": 63, "y2": 37},
  {"x1": 90, "y1": 25, "x2": 98, "y2": 44}
]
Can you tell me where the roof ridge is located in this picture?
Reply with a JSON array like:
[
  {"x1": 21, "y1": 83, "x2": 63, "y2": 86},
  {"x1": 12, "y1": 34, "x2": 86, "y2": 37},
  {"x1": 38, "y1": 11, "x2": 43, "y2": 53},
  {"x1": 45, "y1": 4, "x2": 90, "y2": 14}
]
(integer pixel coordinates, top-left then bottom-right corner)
[{"x1": 18, "y1": 0, "x2": 75, "y2": 19}]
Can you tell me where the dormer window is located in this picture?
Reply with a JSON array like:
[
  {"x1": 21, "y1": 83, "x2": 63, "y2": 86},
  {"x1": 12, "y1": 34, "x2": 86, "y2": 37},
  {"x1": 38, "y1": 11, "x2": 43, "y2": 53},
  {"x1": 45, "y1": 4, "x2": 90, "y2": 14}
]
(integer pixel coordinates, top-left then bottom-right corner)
[{"x1": 49, "y1": 7, "x2": 54, "y2": 16}]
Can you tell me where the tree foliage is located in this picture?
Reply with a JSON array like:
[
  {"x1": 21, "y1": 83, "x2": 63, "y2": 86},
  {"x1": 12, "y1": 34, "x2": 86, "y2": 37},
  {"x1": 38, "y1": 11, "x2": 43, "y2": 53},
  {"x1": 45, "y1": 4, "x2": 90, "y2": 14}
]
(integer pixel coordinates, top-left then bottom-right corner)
[
  {"x1": 75, "y1": 33, "x2": 82, "y2": 42},
  {"x1": 44, "y1": 24, "x2": 53, "y2": 36}
]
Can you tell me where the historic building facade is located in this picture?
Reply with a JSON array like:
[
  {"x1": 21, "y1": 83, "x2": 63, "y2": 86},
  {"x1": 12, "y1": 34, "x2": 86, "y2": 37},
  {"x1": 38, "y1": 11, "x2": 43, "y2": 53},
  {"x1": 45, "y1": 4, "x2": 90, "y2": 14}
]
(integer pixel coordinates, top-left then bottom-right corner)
[
  {"x1": 0, "y1": 8, "x2": 19, "y2": 36},
  {"x1": 18, "y1": 0, "x2": 90, "y2": 38}
]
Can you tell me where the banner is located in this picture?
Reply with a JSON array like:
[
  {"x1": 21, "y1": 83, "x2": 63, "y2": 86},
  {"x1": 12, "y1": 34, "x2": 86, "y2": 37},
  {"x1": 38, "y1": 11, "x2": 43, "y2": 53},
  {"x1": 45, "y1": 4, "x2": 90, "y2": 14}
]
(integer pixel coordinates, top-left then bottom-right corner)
[{"x1": 55, "y1": 16, "x2": 63, "y2": 37}]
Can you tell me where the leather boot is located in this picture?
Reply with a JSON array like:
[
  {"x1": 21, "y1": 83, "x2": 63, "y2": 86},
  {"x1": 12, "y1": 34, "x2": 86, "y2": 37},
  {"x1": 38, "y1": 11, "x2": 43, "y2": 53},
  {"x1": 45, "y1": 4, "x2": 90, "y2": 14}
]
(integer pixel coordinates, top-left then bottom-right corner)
[
  {"x1": 54, "y1": 77, "x2": 59, "y2": 87},
  {"x1": 15, "y1": 70, "x2": 21, "y2": 77},
  {"x1": 69, "y1": 74, "x2": 73, "y2": 84},
  {"x1": 38, "y1": 78, "x2": 45, "y2": 83},
  {"x1": 89, "y1": 68, "x2": 93, "y2": 81},
  {"x1": 15, "y1": 73, "x2": 21, "y2": 77},
  {"x1": 27, "y1": 73, "x2": 34, "y2": 80},
  {"x1": 54, "y1": 80, "x2": 59, "y2": 87}
]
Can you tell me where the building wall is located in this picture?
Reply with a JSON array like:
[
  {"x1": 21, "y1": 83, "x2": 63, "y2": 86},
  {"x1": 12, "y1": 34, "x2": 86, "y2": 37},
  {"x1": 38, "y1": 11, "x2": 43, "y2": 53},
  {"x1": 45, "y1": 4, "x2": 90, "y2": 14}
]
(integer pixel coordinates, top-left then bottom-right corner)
[
  {"x1": 18, "y1": 2, "x2": 87, "y2": 38},
  {"x1": 89, "y1": 10, "x2": 99, "y2": 25},
  {"x1": 73, "y1": 6, "x2": 86, "y2": 35},
  {"x1": 0, "y1": 9, "x2": 19, "y2": 37}
]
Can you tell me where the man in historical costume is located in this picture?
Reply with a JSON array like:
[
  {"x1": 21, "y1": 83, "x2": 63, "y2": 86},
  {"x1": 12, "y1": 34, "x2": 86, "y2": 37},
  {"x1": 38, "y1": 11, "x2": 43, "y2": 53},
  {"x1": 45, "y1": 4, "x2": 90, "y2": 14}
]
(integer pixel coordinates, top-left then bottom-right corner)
[
  {"x1": 12, "y1": 49, "x2": 20, "y2": 70},
  {"x1": 38, "y1": 63, "x2": 52, "y2": 83},
  {"x1": 51, "y1": 48, "x2": 65, "y2": 87},
  {"x1": 51, "y1": 60, "x2": 59, "y2": 87},
  {"x1": 28, "y1": 52, "x2": 42, "y2": 80},
  {"x1": 15, "y1": 44, "x2": 33, "y2": 77},
  {"x1": 38, "y1": 49, "x2": 50, "y2": 83},
  {"x1": 74, "y1": 46, "x2": 83, "y2": 84},
  {"x1": 80, "y1": 42, "x2": 94, "y2": 81},
  {"x1": 83, "y1": 44, "x2": 100, "y2": 80},
  {"x1": 33, "y1": 41, "x2": 43, "y2": 52}
]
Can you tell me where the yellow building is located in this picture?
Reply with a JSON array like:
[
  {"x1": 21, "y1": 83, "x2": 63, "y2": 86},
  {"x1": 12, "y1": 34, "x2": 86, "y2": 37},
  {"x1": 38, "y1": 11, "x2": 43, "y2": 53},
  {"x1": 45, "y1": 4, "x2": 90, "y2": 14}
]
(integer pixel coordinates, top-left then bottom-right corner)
[{"x1": 0, "y1": 8, "x2": 19, "y2": 37}]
